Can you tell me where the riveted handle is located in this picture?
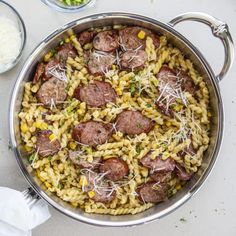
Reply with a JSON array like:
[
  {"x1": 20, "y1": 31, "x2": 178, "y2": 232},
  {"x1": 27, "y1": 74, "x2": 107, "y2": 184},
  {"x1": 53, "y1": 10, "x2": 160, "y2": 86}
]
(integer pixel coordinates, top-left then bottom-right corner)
[{"x1": 169, "y1": 12, "x2": 234, "y2": 82}]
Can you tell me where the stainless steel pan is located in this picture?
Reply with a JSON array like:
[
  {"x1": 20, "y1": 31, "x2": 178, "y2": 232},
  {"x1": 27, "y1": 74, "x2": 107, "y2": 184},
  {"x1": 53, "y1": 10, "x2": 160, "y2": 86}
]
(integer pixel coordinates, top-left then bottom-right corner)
[{"x1": 9, "y1": 12, "x2": 234, "y2": 227}]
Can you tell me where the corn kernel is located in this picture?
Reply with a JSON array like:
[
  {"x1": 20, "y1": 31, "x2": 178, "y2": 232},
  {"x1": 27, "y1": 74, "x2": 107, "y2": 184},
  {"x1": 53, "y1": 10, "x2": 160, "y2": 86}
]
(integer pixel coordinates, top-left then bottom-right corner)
[
  {"x1": 103, "y1": 155, "x2": 113, "y2": 160},
  {"x1": 45, "y1": 182, "x2": 51, "y2": 188},
  {"x1": 165, "y1": 121, "x2": 171, "y2": 127},
  {"x1": 20, "y1": 123, "x2": 28, "y2": 133},
  {"x1": 71, "y1": 202, "x2": 78, "y2": 207},
  {"x1": 137, "y1": 30, "x2": 146, "y2": 39},
  {"x1": 69, "y1": 142, "x2": 77, "y2": 150},
  {"x1": 154, "y1": 124, "x2": 160, "y2": 129},
  {"x1": 84, "y1": 147, "x2": 93, "y2": 155},
  {"x1": 70, "y1": 35, "x2": 76, "y2": 40},
  {"x1": 112, "y1": 64, "x2": 116, "y2": 70},
  {"x1": 49, "y1": 133, "x2": 56, "y2": 141},
  {"x1": 44, "y1": 52, "x2": 53, "y2": 62},
  {"x1": 40, "y1": 122, "x2": 48, "y2": 130},
  {"x1": 116, "y1": 88, "x2": 122, "y2": 95},
  {"x1": 207, "y1": 112, "x2": 212, "y2": 117},
  {"x1": 79, "y1": 176, "x2": 88, "y2": 186},
  {"x1": 24, "y1": 145, "x2": 32, "y2": 152},
  {"x1": 173, "y1": 104, "x2": 183, "y2": 112},
  {"x1": 65, "y1": 37, "x2": 70, "y2": 43},
  {"x1": 88, "y1": 191, "x2": 95, "y2": 198},
  {"x1": 33, "y1": 121, "x2": 41, "y2": 129},
  {"x1": 175, "y1": 184, "x2": 182, "y2": 191}
]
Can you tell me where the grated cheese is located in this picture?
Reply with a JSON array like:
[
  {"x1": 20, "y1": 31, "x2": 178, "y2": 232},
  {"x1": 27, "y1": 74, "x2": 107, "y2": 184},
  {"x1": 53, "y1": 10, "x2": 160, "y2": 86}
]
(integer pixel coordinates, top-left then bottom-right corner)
[{"x1": 0, "y1": 17, "x2": 21, "y2": 69}]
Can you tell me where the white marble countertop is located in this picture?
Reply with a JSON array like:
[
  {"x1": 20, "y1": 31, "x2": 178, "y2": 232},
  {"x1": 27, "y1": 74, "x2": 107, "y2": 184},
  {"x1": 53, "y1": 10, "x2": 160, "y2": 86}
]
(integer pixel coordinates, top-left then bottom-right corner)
[{"x1": 0, "y1": 0, "x2": 236, "y2": 235}]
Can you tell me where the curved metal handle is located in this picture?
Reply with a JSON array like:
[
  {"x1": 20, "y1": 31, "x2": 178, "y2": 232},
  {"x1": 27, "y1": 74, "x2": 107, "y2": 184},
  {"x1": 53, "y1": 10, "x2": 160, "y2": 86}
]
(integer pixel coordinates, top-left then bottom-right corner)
[{"x1": 169, "y1": 12, "x2": 234, "y2": 82}]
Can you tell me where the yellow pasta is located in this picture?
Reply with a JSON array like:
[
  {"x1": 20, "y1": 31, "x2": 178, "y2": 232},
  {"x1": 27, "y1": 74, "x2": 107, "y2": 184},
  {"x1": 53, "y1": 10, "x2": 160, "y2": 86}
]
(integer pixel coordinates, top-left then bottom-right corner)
[{"x1": 18, "y1": 26, "x2": 211, "y2": 216}]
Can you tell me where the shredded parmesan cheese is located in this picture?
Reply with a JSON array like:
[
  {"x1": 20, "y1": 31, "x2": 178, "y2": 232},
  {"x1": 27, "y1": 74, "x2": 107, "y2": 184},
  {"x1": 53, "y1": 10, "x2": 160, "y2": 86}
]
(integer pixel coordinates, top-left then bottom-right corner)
[{"x1": 0, "y1": 17, "x2": 21, "y2": 70}]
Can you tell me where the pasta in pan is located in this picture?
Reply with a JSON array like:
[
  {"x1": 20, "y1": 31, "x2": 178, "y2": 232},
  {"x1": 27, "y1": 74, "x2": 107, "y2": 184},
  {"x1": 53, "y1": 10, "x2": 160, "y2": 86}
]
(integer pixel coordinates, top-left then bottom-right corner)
[{"x1": 19, "y1": 25, "x2": 210, "y2": 215}]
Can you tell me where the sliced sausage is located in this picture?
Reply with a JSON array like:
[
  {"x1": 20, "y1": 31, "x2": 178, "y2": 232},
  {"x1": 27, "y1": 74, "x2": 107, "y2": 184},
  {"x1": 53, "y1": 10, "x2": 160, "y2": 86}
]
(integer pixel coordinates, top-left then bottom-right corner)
[
  {"x1": 116, "y1": 110, "x2": 154, "y2": 135},
  {"x1": 120, "y1": 50, "x2": 147, "y2": 71},
  {"x1": 150, "y1": 171, "x2": 172, "y2": 183},
  {"x1": 36, "y1": 77, "x2": 67, "y2": 106},
  {"x1": 119, "y1": 26, "x2": 160, "y2": 51},
  {"x1": 156, "y1": 101, "x2": 174, "y2": 117},
  {"x1": 156, "y1": 66, "x2": 196, "y2": 116},
  {"x1": 87, "y1": 51, "x2": 116, "y2": 76},
  {"x1": 99, "y1": 157, "x2": 129, "y2": 181},
  {"x1": 175, "y1": 164, "x2": 193, "y2": 181},
  {"x1": 156, "y1": 66, "x2": 180, "y2": 116},
  {"x1": 77, "y1": 30, "x2": 95, "y2": 46},
  {"x1": 56, "y1": 43, "x2": 77, "y2": 62},
  {"x1": 91, "y1": 188, "x2": 116, "y2": 203},
  {"x1": 140, "y1": 152, "x2": 176, "y2": 174},
  {"x1": 36, "y1": 130, "x2": 61, "y2": 157},
  {"x1": 93, "y1": 30, "x2": 119, "y2": 52},
  {"x1": 74, "y1": 80, "x2": 117, "y2": 107},
  {"x1": 69, "y1": 150, "x2": 101, "y2": 169},
  {"x1": 157, "y1": 66, "x2": 179, "y2": 98},
  {"x1": 44, "y1": 59, "x2": 64, "y2": 80},
  {"x1": 33, "y1": 63, "x2": 45, "y2": 84},
  {"x1": 72, "y1": 121, "x2": 113, "y2": 146},
  {"x1": 178, "y1": 71, "x2": 196, "y2": 95},
  {"x1": 82, "y1": 171, "x2": 116, "y2": 203},
  {"x1": 136, "y1": 181, "x2": 168, "y2": 203}
]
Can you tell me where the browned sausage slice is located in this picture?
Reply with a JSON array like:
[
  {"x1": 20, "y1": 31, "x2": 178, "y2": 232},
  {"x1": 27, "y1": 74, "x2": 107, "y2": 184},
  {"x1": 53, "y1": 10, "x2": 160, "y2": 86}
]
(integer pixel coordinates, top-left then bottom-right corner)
[
  {"x1": 69, "y1": 150, "x2": 101, "y2": 169},
  {"x1": 57, "y1": 43, "x2": 77, "y2": 62},
  {"x1": 119, "y1": 27, "x2": 160, "y2": 51},
  {"x1": 140, "y1": 152, "x2": 176, "y2": 173},
  {"x1": 150, "y1": 171, "x2": 172, "y2": 183},
  {"x1": 82, "y1": 171, "x2": 116, "y2": 203},
  {"x1": 72, "y1": 121, "x2": 113, "y2": 146},
  {"x1": 136, "y1": 181, "x2": 168, "y2": 203},
  {"x1": 77, "y1": 31, "x2": 95, "y2": 46},
  {"x1": 99, "y1": 157, "x2": 129, "y2": 181},
  {"x1": 175, "y1": 164, "x2": 193, "y2": 181},
  {"x1": 87, "y1": 51, "x2": 116, "y2": 76},
  {"x1": 93, "y1": 30, "x2": 119, "y2": 52},
  {"x1": 178, "y1": 71, "x2": 196, "y2": 95},
  {"x1": 36, "y1": 130, "x2": 61, "y2": 157},
  {"x1": 44, "y1": 59, "x2": 64, "y2": 80},
  {"x1": 74, "y1": 80, "x2": 117, "y2": 107},
  {"x1": 91, "y1": 188, "x2": 116, "y2": 203},
  {"x1": 116, "y1": 110, "x2": 154, "y2": 135},
  {"x1": 33, "y1": 63, "x2": 45, "y2": 84},
  {"x1": 119, "y1": 27, "x2": 145, "y2": 50},
  {"x1": 36, "y1": 77, "x2": 67, "y2": 106},
  {"x1": 120, "y1": 50, "x2": 147, "y2": 71},
  {"x1": 156, "y1": 66, "x2": 180, "y2": 116}
]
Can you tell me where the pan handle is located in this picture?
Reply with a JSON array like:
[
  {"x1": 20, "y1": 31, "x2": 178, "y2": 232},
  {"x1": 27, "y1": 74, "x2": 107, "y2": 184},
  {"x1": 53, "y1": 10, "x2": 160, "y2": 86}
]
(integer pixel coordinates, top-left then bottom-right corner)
[{"x1": 168, "y1": 12, "x2": 234, "y2": 82}]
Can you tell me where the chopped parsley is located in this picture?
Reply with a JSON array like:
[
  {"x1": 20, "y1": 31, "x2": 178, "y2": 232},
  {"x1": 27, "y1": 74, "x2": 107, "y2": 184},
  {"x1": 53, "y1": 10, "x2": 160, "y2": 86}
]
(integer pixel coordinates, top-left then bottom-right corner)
[
  {"x1": 59, "y1": 0, "x2": 88, "y2": 6},
  {"x1": 28, "y1": 153, "x2": 37, "y2": 163},
  {"x1": 135, "y1": 144, "x2": 142, "y2": 154},
  {"x1": 130, "y1": 83, "x2": 136, "y2": 96},
  {"x1": 179, "y1": 217, "x2": 187, "y2": 223},
  {"x1": 145, "y1": 103, "x2": 152, "y2": 108}
]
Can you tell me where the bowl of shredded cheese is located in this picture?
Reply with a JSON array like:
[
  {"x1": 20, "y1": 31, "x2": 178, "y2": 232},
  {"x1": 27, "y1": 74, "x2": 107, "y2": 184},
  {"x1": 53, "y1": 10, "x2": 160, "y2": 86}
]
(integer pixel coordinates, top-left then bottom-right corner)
[{"x1": 0, "y1": 1, "x2": 26, "y2": 74}]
